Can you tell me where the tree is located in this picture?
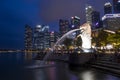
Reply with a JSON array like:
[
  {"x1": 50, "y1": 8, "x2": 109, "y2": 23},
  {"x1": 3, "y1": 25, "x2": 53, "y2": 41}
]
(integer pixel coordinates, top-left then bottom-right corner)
[
  {"x1": 62, "y1": 38, "x2": 73, "y2": 50},
  {"x1": 75, "y1": 36, "x2": 82, "y2": 48},
  {"x1": 96, "y1": 30, "x2": 108, "y2": 47},
  {"x1": 107, "y1": 33, "x2": 120, "y2": 49}
]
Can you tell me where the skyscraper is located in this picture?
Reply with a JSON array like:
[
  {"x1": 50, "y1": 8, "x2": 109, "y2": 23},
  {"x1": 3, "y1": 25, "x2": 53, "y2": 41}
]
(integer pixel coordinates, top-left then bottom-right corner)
[
  {"x1": 59, "y1": 19, "x2": 70, "y2": 36},
  {"x1": 91, "y1": 11, "x2": 100, "y2": 29},
  {"x1": 50, "y1": 31, "x2": 60, "y2": 48},
  {"x1": 104, "y1": 2, "x2": 112, "y2": 14},
  {"x1": 33, "y1": 25, "x2": 43, "y2": 50},
  {"x1": 102, "y1": 14, "x2": 120, "y2": 32},
  {"x1": 44, "y1": 25, "x2": 50, "y2": 49},
  {"x1": 86, "y1": 5, "x2": 101, "y2": 29},
  {"x1": 33, "y1": 25, "x2": 50, "y2": 50},
  {"x1": 70, "y1": 16, "x2": 80, "y2": 29},
  {"x1": 85, "y1": 5, "x2": 93, "y2": 25},
  {"x1": 113, "y1": 0, "x2": 120, "y2": 13},
  {"x1": 25, "y1": 25, "x2": 33, "y2": 51}
]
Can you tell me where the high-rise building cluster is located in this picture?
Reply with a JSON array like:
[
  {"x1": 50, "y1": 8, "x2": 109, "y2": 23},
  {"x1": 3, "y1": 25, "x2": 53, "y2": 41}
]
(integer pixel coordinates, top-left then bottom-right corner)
[
  {"x1": 59, "y1": 19, "x2": 70, "y2": 36},
  {"x1": 25, "y1": 25, "x2": 33, "y2": 51},
  {"x1": 25, "y1": 0, "x2": 120, "y2": 50},
  {"x1": 85, "y1": 5, "x2": 101, "y2": 29},
  {"x1": 59, "y1": 16, "x2": 81, "y2": 36},
  {"x1": 33, "y1": 25, "x2": 50, "y2": 50},
  {"x1": 102, "y1": 0, "x2": 120, "y2": 31},
  {"x1": 104, "y1": 0, "x2": 120, "y2": 14},
  {"x1": 104, "y1": 2, "x2": 112, "y2": 14},
  {"x1": 25, "y1": 25, "x2": 59, "y2": 51},
  {"x1": 85, "y1": 0, "x2": 120, "y2": 31},
  {"x1": 25, "y1": 16, "x2": 80, "y2": 51}
]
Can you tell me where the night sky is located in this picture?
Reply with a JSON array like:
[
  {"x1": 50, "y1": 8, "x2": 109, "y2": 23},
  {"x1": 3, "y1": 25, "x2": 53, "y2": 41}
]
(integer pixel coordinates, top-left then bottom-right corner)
[{"x1": 0, "y1": 0, "x2": 111, "y2": 49}]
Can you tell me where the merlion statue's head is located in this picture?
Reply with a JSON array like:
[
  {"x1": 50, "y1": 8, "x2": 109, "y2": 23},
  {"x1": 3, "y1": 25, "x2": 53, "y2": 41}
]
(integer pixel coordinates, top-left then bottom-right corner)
[{"x1": 79, "y1": 23, "x2": 91, "y2": 36}]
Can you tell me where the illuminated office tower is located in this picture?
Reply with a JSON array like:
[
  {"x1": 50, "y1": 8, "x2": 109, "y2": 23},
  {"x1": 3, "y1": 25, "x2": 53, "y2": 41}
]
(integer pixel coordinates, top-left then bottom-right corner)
[
  {"x1": 104, "y1": 2, "x2": 112, "y2": 14},
  {"x1": 50, "y1": 31, "x2": 60, "y2": 48},
  {"x1": 59, "y1": 19, "x2": 70, "y2": 36},
  {"x1": 33, "y1": 25, "x2": 50, "y2": 50},
  {"x1": 102, "y1": 14, "x2": 120, "y2": 31},
  {"x1": 91, "y1": 11, "x2": 100, "y2": 29},
  {"x1": 44, "y1": 25, "x2": 50, "y2": 49},
  {"x1": 85, "y1": 5, "x2": 94, "y2": 25},
  {"x1": 25, "y1": 25, "x2": 33, "y2": 50},
  {"x1": 86, "y1": 5, "x2": 100, "y2": 29},
  {"x1": 70, "y1": 16, "x2": 80, "y2": 29}
]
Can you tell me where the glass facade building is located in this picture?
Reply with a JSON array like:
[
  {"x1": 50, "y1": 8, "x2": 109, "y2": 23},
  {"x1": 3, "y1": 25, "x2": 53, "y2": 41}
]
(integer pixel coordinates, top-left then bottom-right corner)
[
  {"x1": 33, "y1": 25, "x2": 50, "y2": 50},
  {"x1": 91, "y1": 11, "x2": 100, "y2": 29},
  {"x1": 86, "y1": 5, "x2": 93, "y2": 25},
  {"x1": 59, "y1": 19, "x2": 70, "y2": 36},
  {"x1": 102, "y1": 14, "x2": 120, "y2": 31},
  {"x1": 25, "y1": 25, "x2": 33, "y2": 50},
  {"x1": 70, "y1": 16, "x2": 80, "y2": 29},
  {"x1": 104, "y1": 2, "x2": 112, "y2": 14}
]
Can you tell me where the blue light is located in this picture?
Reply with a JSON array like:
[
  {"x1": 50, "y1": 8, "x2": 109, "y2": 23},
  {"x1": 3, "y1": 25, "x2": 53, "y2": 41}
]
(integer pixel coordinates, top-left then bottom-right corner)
[
  {"x1": 96, "y1": 22, "x2": 98, "y2": 26},
  {"x1": 118, "y1": 0, "x2": 120, "y2": 3},
  {"x1": 72, "y1": 25, "x2": 75, "y2": 28}
]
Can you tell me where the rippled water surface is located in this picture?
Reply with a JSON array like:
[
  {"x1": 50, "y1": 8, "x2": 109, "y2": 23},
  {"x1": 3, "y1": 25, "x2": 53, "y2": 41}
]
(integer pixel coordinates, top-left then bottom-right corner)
[{"x1": 0, "y1": 52, "x2": 120, "y2": 80}]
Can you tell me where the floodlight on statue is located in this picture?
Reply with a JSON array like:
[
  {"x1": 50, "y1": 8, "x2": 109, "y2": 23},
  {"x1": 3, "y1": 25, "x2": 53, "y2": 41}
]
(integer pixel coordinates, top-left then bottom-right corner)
[{"x1": 77, "y1": 23, "x2": 92, "y2": 53}]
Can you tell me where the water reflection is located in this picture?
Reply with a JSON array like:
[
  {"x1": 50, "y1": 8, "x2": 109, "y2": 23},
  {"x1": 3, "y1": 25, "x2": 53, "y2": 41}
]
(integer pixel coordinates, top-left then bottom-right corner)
[
  {"x1": 80, "y1": 71, "x2": 95, "y2": 80},
  {"x1": 0, "y1": 52, "x2": 120, "y2": 80},
  {"x1": 73, "y1": 68, "x2": 120, "y2": 80},
  {"x1": 24, "y1": 52, "x2": 33, "y2": 61},
  {"x1": 105, "y1": 75, "x2": 120, "y2": 80},
  {"x1": 30, "y1": 62, "x2": 71, "y2": 80}
]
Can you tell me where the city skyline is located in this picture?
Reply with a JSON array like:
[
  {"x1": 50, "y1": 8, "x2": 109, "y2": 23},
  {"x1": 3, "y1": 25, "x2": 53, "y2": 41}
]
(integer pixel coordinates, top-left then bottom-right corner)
[{"x1": 0, "y1": 0, "x2": 112, "y2": 49}]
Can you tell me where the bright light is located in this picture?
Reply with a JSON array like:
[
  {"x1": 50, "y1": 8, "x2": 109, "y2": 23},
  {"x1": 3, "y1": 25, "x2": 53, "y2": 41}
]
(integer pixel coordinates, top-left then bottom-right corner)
[
  {"x1": 72, "y1": 25, "x2": 75, "y2": 28},
  {"x1": 92, "y1": 45, "x2": 95, "y2": 49},
  {"x1": 106, "y1": 44, "x2": 113, "y2": 49},
  {"x1": 102, "y1": 14, "x2": 120, "y2": 20},
  {"x1": 88, "y1": 6, "x2": 92, "y2": 8},
  {"x1": 104, "y1": 30, "x2": 116, "y2": 34},
  {"x1": 71, "y1": 17, "x2": 74, "y2": 19},
  {"x1": 51, "y1": 31, "x2": 54, "y2": 34},
  {"x1": 95, "y1": 22, "x2": 98, "y2": 25},
  {"x1": 72, "y1": 32, "x2": 76, "y2": 35},
  {"x1": 36, "y1": 25, "x2": 41, "y2": 28},
  {"x1": 80, "y1": 71, "x2": 95, "y2": 80},
  {"x1": 104, "y1": 2, "x2": 112, "y2": 6},
  {"x1": 86, "y1": 6, "x2": 92, "y2": 10},
  {"x1": 75, "y1": 16, "x2": 80, "y2": 19},
  {"x1": 118, "y1": 0, "x2": 120, "y2": 3},
  {"x1": 78, "y1": 23, "x2": 92, "y2": 52}
]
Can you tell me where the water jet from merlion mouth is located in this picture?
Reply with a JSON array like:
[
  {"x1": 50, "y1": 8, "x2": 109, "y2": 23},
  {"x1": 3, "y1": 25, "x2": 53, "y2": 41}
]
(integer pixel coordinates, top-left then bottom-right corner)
[{"x1": 28, "y1": 23, "x2": 92, "y2": 68}]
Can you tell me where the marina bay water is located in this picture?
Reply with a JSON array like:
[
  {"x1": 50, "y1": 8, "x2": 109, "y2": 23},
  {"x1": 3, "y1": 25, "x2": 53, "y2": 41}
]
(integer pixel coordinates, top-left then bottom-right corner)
[{"x1": 0, "y1": 52, "x2": 120, "y2": 80}]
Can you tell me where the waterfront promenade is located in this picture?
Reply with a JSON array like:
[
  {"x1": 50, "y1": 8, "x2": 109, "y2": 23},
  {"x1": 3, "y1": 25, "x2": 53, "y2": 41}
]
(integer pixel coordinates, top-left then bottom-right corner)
[{"x1": 35, "y1": 51, "x2": 120, "y2": 75}]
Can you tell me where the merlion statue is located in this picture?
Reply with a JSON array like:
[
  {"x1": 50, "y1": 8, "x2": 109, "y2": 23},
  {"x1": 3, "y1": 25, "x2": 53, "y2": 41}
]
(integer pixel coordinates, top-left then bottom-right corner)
[
  {"x1": 77, "y1": 23, "x2": 92, "y2": 52},
  {"x1": 53, "y1": 22, "x2": 92, "y2": 53}
]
